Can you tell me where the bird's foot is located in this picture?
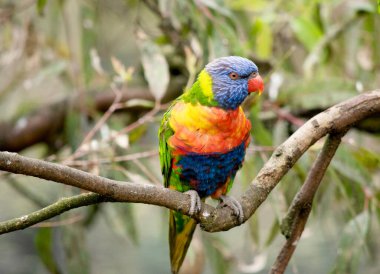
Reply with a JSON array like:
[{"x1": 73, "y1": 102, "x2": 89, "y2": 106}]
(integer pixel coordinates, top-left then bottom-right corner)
[
  {"x1": 218, "y1": 195, "x2": 244, "y2": 224},
  {"x1": 184, "y1": 190, "x2": 202, "y2": 216}
]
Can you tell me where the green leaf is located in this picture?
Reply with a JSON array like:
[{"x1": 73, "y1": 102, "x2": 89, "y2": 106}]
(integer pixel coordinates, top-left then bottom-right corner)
[
  {"x1": 209, "y1": 29, "x2": 229, "y2": 59},
  {"x1": 103, "y1": 203, "x2": 139, "y2": 244},
  {"x1": 35, "y1": 228, "x2": 61, "y2": 274},
  {"x1": 31, "y1": 60, "x2": 67, "y2": 87},
  {"x1": 217, "y1": 21, "x2": 244, "y2": 56},
  {"x1": 330, "y1": 211, "x2": 370, "y2": 274},
  {"x1": 348, "y1": 1, "x2": 376, "y2": 15},
  {"x1": 251, "y1": 19, "x2": 273, "y2": 59},
  {"x1": 203, "y1": 235, "x2": 231, "y2": 274},
  {"x1": 64, "y1": 109, "x2": 83, "y2": 151},
  {"x1": 81, "y1": 5, "x2": 97, "y2": 86},
  {"x1": 198, "y1": 0, "x2": 232, "y2": 17},
  {"x1": 248, "y1": 212, "x2": 260, "y2": 246},
  {"x1": 352, "y1": 146, "x2": 380, "y2": 171},
  {"x1": 264, "y1": 219, "x2": 280, "y2": 247},
  {"x1": 138, "y1": 32, "x2": 170, "y2": 102},
  {"x1": 37, "y1": 0, "x2": 48, "y2": 16},
  {"x1": 227, "y1": 0, "x2": 269, "y2": 12},
  {"x1": 291, "y1": 17, "x2": 323, "y2": 52},
  {"x1": 273, "y1": 119, "x2": 289, "y2": 146},
  {"x1": 326, "y1": 168, "x2": 357, "y2": 218},
  {"x1": 62, "y1": 224, "x2": 90, "y2": 274},
  {"x1": 128, "y1": 124, "x2": 148, "y2": 144},
  {"x1": 278, "y1": 77, "x2": 357, "y2": 111},
  {"x1": 332, "y1": 146, "x2": 372, "y2": 187},
  {"x1": 249, "y1": 102, "x2": 273, "y2": 146}
]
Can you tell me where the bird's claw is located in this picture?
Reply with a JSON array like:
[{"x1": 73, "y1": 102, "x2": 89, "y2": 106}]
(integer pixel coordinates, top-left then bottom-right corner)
[
  {"x1": 218, "y1": 195, "x2": 244, "y2": 224},
  {"x1": 184, "y1": 190, "x2": 202, "y2": 216}
]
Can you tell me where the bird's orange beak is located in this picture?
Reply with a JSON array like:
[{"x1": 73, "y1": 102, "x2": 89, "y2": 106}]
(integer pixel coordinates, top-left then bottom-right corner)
[{"x1": 248, "y1": 74, "x2": 264, "y2": 95}]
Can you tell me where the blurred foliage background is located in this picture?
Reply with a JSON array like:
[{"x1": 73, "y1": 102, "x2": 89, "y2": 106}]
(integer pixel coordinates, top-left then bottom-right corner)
[{"x1": 0, "y1": 0, "x2": 379, "y2": 273}]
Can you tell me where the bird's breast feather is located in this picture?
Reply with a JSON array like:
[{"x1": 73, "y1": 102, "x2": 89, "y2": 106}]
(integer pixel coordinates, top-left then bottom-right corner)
[{"x1": 168, "y1": 102, "x2": 251, "y2": 154}]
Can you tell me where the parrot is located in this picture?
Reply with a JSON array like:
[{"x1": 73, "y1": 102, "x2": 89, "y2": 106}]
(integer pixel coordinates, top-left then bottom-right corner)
[{"x1": 158, "y1": 56, "x2": 264, "y2": 274}]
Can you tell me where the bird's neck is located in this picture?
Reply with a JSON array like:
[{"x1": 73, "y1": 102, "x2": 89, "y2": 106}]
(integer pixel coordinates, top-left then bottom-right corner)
[{"x1": 182, "y1": 70, "x2": 219, "y2": 108}]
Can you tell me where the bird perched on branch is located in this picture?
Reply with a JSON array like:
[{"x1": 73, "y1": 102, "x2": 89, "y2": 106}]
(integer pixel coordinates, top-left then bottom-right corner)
[{"x1": 159, "y1": 56, "x2": 264, "y2": 274}]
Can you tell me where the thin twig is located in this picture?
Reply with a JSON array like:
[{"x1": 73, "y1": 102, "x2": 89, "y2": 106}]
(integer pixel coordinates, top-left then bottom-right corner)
[
  {"x1": 110, "y1": 102, "x2": 162, "y2": 140},
  {"x1": 0, "y1": 87, "x2": 153, "y2": 152},
  {"x1": 132, "y1": 158, "x2": 161, "y2": 186},
  {"x1": 270, "y1": 130, "x2": 347, "y2": 274},
  {"x1": 275, "y1": 108, "x2": 305, "y2": 127},
  {"x1": 65, "y1": 149, "x2": 158, "y2": 167},
  {"x1": 0, "y1": 192, "x2": 110, "y2": 235},
  {"x1": 65, "y1": 86, "x2": 123, "y2": 163},
  {"x1": 65, "y1": 102, "x2": 165, "y2": 163}
]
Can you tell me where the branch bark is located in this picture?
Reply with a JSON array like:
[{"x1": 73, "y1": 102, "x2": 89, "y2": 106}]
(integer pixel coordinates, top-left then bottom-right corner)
[
  {"x1": 212, "y1": 90, "x2": 380, "y2": 232},
  {"x1": 0, "y1": 90, "x2": 379, "y2": 233},
  {"x1": 0, "y1": 192, "x2": 109, "y2": 234},
  {"x1": 270, "y1": 131, "x2": 346, "y2": 274}
]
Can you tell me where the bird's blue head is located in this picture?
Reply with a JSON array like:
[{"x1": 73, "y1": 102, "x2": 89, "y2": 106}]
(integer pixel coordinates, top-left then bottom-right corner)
[{"x1": 205, "y1": 56, "x2": 264, "y2": 110}]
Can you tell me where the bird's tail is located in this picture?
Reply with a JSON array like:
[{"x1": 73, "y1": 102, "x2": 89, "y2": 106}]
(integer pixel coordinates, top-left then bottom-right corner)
[{"x1": 169, "y1": 210, "x2": 197, "y2": 274}]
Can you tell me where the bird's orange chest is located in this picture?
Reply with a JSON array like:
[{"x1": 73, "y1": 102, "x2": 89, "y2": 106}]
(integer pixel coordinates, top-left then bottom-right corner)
[{"x1": 168, "y1": 102, "x2": 251, "y2": 154}]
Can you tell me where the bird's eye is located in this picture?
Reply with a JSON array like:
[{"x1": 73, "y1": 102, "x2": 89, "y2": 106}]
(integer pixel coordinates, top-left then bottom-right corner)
[
  {"x1": 250, "y1": 72, "x2": 258, "y2": 78},
  {"x1": 229, "y1": 72, "x2": 239, "y2": 80}
]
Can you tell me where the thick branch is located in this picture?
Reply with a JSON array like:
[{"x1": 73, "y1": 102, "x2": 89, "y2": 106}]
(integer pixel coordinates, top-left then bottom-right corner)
[
  {"x1": 0, "y1": 88, "x2": 153, "y2": 152},
  {"x1": 0, "y1": 90, "x2": 379, "y2": 232},
  {"x1": 280, "y1": 131, "x2": 348, "y2": 238},
  {"x1": 210, "y1": 90, "x2": 380, "y2": 231},
  {"x1": 270, "y1": 131, "x2": 346, "y2": 274},
  {"x1": 0, "y1": 192, "x2": 109, "y2": 234},
  {"x1": 0, "y1": 151, "x2": 207, "y2": 217}
]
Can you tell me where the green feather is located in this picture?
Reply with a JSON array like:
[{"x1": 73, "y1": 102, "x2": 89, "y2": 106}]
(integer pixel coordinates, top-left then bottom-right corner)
[
  {"x1": 182, "y1": 70, "x2": 219, "y2": 107},
  {"x1": 158, "y1": 104, "x2": 175, "y2": 188},
  {"x1": 182, "y1": 81, "x2": 218, "y2": 107},
  {"x1": 159, "y1": 98, "x2": 192, "y2": 192},
  {"x1": 169, "y1": 211, "x2": 197, "y2": 274}
]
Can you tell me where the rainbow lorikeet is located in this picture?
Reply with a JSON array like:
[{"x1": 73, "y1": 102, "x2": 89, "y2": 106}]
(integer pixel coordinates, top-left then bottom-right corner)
[{"x1": 159, "y1": 56, "x2": 264, "y2": 274}]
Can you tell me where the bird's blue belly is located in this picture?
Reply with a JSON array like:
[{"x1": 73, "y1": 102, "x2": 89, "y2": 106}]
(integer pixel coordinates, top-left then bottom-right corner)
[{"x1": 177, "y1": 142, "x2": 246, "y2": 197}]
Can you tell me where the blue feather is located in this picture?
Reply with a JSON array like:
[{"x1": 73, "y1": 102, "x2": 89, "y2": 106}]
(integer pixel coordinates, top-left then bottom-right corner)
[{"x1": 176, "y1": 142, "x2": 246, "y2": 197}]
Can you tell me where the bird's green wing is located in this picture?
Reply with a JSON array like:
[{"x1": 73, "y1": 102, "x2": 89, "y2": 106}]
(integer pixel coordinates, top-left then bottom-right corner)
[{"x1": 158, "y1": 105, "x2": 175, "y2": 188}]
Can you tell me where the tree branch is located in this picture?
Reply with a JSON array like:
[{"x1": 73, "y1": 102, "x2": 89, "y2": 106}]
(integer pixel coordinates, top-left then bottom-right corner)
[
  {"x1": 210, "y1": 90, "x2": 380, "y2": 232},
  {"x1": 0, "y1": 87, "x2": 154, "y2": 152},
  {"x1": 0, "y1": 90, "x2": 379, "y2": 233},
  {"x1": 0, "y1": 192, "x2": 110, "y2": 235},
  {"x1": 270, "y1": 130, "x2": 347, "y2": 274}
]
